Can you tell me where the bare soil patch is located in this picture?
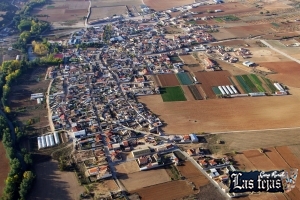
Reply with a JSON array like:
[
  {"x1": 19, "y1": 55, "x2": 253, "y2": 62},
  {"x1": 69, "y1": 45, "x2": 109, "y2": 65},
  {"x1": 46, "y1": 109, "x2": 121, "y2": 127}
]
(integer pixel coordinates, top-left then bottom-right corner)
[
  {"x1": 193, "y1": 71, "x2": 232, "y2": 99},
  {"x1": 131, "y1": 180, "x2": 194, "y2": 200},
  {"x1": 264, "y1": 147, "x2": 290, "y2": 169},
  {"x1": 90, "y1": 6, "x2": 126, "y2": 20},
  {"x1": 157, "y1": 74, "x2": 180, "y2": 87},
  {"x1": 259, "y1": 61, "x2": 300, "y2": 87},
  {"x1": 179, "y1": 55, "x2": 198, "y2": 65},
  {"x1": 119, "y1": 168, "x2": 171, "y2": 192},
  {"x1": 181, "y1": 86, "x2": 195, "y2": 101},
  {"x1": 115, "y1": 160, "x2": 140, "y2": 174},
  {"x1": 29, "y1": 160, "x2": 85, "y2": 200},
  {"x1": 244, "y1": 150, "x2": 277, "y2": 171},
  {"x1": 144, "y1": 0, "x2": 194, "y2": 11},
  {"x1": 90, "y1": 179, "x2": 120, "y2": 198},
  {"x1": 225, "y1": 24, "x2": 275, "y2": 38},
  {"x1": 138, "y1": 87, "x2": 300, "y2": 134},
  {"x1": 233, "y1": 154, "x2": 256, "y2": 171},
  {"x1": 0, "y1": 142, "x2": 9, "y2": 197}
]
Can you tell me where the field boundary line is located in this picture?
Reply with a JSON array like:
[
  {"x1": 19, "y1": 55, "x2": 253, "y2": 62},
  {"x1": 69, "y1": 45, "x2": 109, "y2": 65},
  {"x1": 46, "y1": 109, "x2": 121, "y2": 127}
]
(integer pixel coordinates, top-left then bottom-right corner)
[
  {"x1": 274, "y1": 147, "x2": 292, "y2": 169},
  {"x1": 212, "y1": 126, "x2": 300, "y2": 135}
]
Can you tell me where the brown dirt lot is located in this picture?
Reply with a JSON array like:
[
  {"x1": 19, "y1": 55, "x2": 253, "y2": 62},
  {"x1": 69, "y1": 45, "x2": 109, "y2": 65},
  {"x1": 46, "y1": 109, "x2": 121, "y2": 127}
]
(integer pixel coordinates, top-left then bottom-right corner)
[
  {"x1": 9, "y1": 67, "x2": 50, "y2": 129},
  {"x1": 115, "y1": 160, "x2": 140, "y2": 174},
  {"x1": 193, "y1": 71, "x2": 232, "y2": 99},
  {"x1": 244, "y1": 150, "x2": 277, "y2": 171},
  {"x1": 28, "y1": 160, "x2": 85, "y2": 200},
  {"x1": 233, "y1": 153, "x2": 256, "y2": 171},
  {"x1": 157, "y1": 74, "x2": 180, "y2": 87},
  {"x1": 144, "y1": 0, "x2": 194, "y2": 11},
  {"x1": 179, "y1": 55, "x2": 198, "y2": 65},
  {"x1": 259, "y1": 61, "x2": 300, "y2": 88},
  {"x1": 176, "y1": 161, "x2": 209, "y2": 188},
  {"x1": 0, "y1": 142, "x2": 9, "y2": 197},
  {"x1": 131, "y1": 180, "x2": 194, "y2": 200},
  {"x1": 264, "y1": 147, "x2": 290, "y2": 169},
  {"x1": 138, "y1": 87, "x2": 300, "y2": 134},
  {"x1": 181, "y1": 86, "x2": 195, "y2": 101},
  {"x1": 119, "y1": 168, "x2": 171, "y2": 192},
  {"x1": 225, "y1": 24, "x2": 275, "y2": 38}
]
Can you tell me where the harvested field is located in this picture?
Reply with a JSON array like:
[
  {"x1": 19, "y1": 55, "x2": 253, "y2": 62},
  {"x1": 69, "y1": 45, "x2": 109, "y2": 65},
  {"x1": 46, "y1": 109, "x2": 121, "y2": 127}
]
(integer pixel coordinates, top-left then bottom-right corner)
[
  {"x1": 90, "y1": 6, "x2": 126, "y2": 20},
  {"x1": 181, "y1": 85, "x2": 195, "y2": 101},
  {"x1": 0, "y1": 142, "x2": 9, "y2": 197},
  {"x1": 144, "y1": 0, "x2": 194, "y2": 11},
  {"x1": 244, "y1": 150, "x2": 277, "y2": 171},
  {"x1": 193, "y1": 71, "x2": 232, "y2": 99},
  {"x1": 149, "y1": 75, "x2": 161, "y2": 87},
  {"x1": 179, "y1": 55, "x2": 198, "y2": 65},
  {"x1": 264, "y1": 147, "x2": 290, "y2": 169},
  {"x1": 138, "y1": 87, "x2": 300, "y2": 134},
  {"x1": 91, "y1": 179, "x2": 120, "y2": 198},
  {"x1": 176, "y1": 72, "x2": 193, "y2": 85},
  {"x1": 119, "y1": 168, "x2": 170, "y2": 192},
  {"x1": 188, "y1": 85, "x2": 203, "y2": 100},
  {"x1": 28, "y1": 160, "x2": 85, "y2": 200},
  {"x1": 176, "y1": 161, "x2": 209, "y2": 188},
  {"x1": 160, "y1": 86, "x2": 186, "y2": 102},
  {"x1": 9, "y1": 67, "x2": 50, "y2": 129},
  {"x1": 233, "y1": 153, "x2": 256, "y2": 171},
  {"x1": 157, "y1": 74, "x2": 180, "y2": 87},
  {"x1": 32, "y1": 1, "x2": 89, "y2": 23},
  {"x1": 259, "y1": 62, "x2": 300, "y2": 88},
  {"x1": 276, "y1": 146, "x2": 300, "y2": 169},
  {"x1": 131, "y1": 180, "x2": 194, "y2": 200},
  {"x1": 115, "y1": 160, "x2": 140, "y2": 174}
]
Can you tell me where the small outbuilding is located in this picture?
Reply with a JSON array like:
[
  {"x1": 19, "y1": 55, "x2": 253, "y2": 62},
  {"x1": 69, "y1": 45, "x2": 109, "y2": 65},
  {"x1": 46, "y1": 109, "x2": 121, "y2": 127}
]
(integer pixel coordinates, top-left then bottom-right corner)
[{"x1": 189, "y1": 133, "x2": 199, "y2": 143}]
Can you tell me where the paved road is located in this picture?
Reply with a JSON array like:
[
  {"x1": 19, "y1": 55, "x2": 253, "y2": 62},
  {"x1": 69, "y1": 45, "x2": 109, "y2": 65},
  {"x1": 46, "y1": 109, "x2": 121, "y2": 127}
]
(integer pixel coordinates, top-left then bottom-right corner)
[{"x1": 260, "y1": 40, "x2": 300, "y2": 64}]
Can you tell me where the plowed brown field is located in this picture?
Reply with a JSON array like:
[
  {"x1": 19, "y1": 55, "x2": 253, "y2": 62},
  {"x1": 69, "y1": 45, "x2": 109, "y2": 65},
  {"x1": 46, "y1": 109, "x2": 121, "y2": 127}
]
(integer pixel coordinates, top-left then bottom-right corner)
[
  {"x1": 193, "y1": 71, "x2": 232, "y2": 99},
  {"x1": 234, "y1": 154, "x2": 256, "y2": 171},
  {"x1": 181, "y1": 86, "x2": 195, "y2": 101},
  {"x1": 245, "y1": 152, "x2": 276, "y2": 171},
  {"x1": 157, "y1": 74, "x2": 180, "y2": 87},
  {"x1": 264, "y1": 148, "x2": 290, "y2": 169},
  {"x1": 259, "y1": 62, "x2": 300, "y2": 87},
  {"x1": 131, "y1": 180, "x2": 194, "y2": 200}
]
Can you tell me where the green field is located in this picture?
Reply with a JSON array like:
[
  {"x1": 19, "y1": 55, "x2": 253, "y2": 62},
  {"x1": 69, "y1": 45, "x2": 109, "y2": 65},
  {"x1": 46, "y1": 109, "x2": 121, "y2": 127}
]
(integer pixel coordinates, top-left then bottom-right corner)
[
  {"x1": 235, "y1": 76, "x2": 252, "y2": 93},
  {"x1": 248, "y1": 74, "x2": 266, "y2": 92},
  {"x1": 261, "y1": 77, "x2": 277, "y2": 93},
  {"x1": 176, "y1": 72, "x2": 193, "y2": 85},
  {"x1": 215, "y1": 15, "x2": 240, "y2": 22},
  {"x1": 235, "y1": 74, "x2": 276, "y2": 94},
  {"x1": 212, "y1": 87, "x2": 222, "y2": 95},
  {"x1": 241, "y1": 75, "x2": 259, "y2": 92},
  {"x1": 160, "y1": 86, "x2": 186, "y2": 102}
]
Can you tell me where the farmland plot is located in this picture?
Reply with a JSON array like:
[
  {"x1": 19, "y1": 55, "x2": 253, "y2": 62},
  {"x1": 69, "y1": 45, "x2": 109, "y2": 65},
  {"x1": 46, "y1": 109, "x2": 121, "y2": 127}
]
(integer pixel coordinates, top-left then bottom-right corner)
[
  {"x1": 157, "y1": 74, "x2": 180, "y2": 87},
  {"x1": 194, "y1": 71, "x2": 232, "y2": 99},
  {"x1": 0, "y1": 142, "x2": 9, "y2": 197},
  {"x1": 144, "y1": 0, "x2": 195, "y2": 11},
  {"x1": 181, "y1": 86, "x2": 195, "y2": 101},
  {"x1": 176, "y1": 72, "x2": 193, "y2": 85},
  {"x1": 188, "y1": 85, "x2": 203, "y2": 100},
  {"x1": 160, "y1": 86, "x2": 186, "y2": 102}
]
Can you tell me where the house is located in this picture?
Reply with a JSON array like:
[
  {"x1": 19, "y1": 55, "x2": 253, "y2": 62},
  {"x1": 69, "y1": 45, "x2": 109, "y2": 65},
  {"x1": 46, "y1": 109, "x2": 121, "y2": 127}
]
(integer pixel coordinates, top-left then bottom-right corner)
[
  {"x1": 189, "y1": 134, "x2": 198, "y2": 143},
  {"x1": 187, "y1": 149, "x2": 196, "y2": 156},
  {"x1": 209, "y1": 168, "x2": 220, "y2": 178},
  {"x1": 198, "y1": 159, "x2": 208, "y2": 168},
  {"x1": 243, "y1": 61, "x2": 255, "y2": 67},
  {"x1": 138, "y1": 156, "x2": 149, "y2": 165},
  {"x1": 131, "y1": 148, "x2": 151, "y2": 158},
  {"x1": 209, "y1": 159, "x2": 217, "y2": 166}
]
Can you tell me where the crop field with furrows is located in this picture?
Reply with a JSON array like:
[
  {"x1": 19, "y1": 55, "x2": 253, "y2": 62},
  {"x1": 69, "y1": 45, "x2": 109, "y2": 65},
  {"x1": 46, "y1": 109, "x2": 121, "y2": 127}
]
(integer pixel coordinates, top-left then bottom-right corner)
[
  {"x1": 181, "y1": 86, "x2": 195, "y2": 101},
  {"x1": 157, "y1": 74, "x2": 180, "y2": 87},
  {"x1": 188, "y1": 85, "x2": 203, "y2": 100},
  {"x1": 234, "y1": 75, "x2": 275, "y2": 94},
  {"x1": 160, "y1": 86, "x2": 186, "y2": 102},
  {"x1": 193, "y1": 71, "x2": 232, "y2": 99}
]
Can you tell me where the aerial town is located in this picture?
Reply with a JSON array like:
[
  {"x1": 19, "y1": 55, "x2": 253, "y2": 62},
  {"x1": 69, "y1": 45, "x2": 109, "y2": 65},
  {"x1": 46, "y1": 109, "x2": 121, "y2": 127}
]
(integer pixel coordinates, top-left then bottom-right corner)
[{"x1": 1, "y1": 0, "x2": 300, "y2": 199}]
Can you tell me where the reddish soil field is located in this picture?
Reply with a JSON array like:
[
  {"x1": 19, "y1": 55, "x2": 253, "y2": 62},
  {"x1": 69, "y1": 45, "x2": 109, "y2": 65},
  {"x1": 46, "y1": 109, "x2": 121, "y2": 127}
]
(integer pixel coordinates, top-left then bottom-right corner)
[
  {"x1": 243, "y1": 149, "x2": 262, "y2": 158},
  {"x1": 191, "y1": 2, "x2": 258, "y2": 18},
  {"x1": 276, "y1": 146, "x2": 300, "y2": 170},
  {"x1": 157, "y1": 74, "x2": 180, "y2": 87},
  {"x1": 224, "y1": 24, "x2": 275, "y2": 38},
  {"x1": 131, "y1": 180, "x2": 194, "y2": 200},
  {"x1": 193, "y1": 71, "x2": 232, "y2": 99},
  {"x1": 244, "y1": 152, "x2": 277, "y2": 171},
  {"x1": 0, "y1": 142, "x2": 9, "y2": 197},
  {"x1": 144, "y1": 0, "x2": 194, "y2": 11},
  {"x1": 264, "y1": 148, "x2": 290, "y2": 169},
  {"x1": 233, "y1": 154, "x2": 256, "y2": 171},
  {"x1": 259, "y1": 62, "x2": 300, "y2": 87}
]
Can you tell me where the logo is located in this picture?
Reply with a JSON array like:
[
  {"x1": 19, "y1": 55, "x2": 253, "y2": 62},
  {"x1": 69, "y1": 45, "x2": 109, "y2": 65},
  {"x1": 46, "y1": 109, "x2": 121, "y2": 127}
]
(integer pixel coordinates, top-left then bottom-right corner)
[{"x1": 229, "y1": 169, "x2": 298, "y2": 193}]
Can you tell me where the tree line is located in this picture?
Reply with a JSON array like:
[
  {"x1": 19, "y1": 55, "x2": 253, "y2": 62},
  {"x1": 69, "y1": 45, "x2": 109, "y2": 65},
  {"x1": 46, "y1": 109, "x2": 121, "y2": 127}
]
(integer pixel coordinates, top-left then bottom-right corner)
[{"x1": 0, "y1": 116, "x2": 34, "y2": 200}]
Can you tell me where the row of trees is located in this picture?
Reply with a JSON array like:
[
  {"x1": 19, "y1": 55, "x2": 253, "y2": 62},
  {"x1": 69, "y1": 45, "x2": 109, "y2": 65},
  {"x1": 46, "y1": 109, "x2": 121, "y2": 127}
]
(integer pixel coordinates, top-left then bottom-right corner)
[{"x1": 0, "y1": 116, "x2": 34, "y2": 200}]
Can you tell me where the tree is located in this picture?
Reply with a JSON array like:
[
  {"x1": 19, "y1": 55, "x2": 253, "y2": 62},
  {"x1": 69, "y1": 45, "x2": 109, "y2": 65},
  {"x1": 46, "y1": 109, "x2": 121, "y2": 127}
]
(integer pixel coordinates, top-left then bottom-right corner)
[
  {"x1": 4, "y1": 106, "x2": 10, "y2": 113},
  {"x1": 19, "y1": 171, "x2": 35, "y2": 200},
  {"x1": 17, "y1": 20, "x2": 32, "y2": 32}
]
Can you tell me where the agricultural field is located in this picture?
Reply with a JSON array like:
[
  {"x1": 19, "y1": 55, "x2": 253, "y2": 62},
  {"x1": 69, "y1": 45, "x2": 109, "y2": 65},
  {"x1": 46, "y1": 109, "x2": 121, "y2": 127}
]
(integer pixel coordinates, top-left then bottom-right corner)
[
  {"x1": 115, "y1": 160, "x2": 140, "y2": 174},
  {"x1": 144, "y1": 0, "x2": 195, "y2": 11},
  {"x1": 138, "y1": 87, "x2": 300, "y2": 134},
  {"x1": 86, "y1": 179, "x2": 120, "y2": 199},
  {"x1": 160, "y1": 86, "x2": 186, "y2": 102},
  {"x1": 188, "y1": 85, "x2": 203, "y2": 100},
  {"x1": 0, "y1": 142, "x2": 9, "y2": 197},
  {"x1": 28, "y1": 160, "x2": 85, "y2": 200},
  {"x1": 157, "y1": 74, "x2": 180, "y2": 87},
  {"x1": 176, "y1": 72, "x2": 193, "y2": 85},
  {"x1": 8, "y1": 67, "x2": 50, "y2": 129},
  {"x1": 32, "y1": 1, "x2": 89, "y2": 26},
  {"x1": 181, "y1": 85, "x2": 195, "y2": 101},
  {"x1": 193, "y1": 71, "x2": 232, "y2": 99},
  {"x1": 179, "y1": 55, "x2": 199, "y2": 65},
  {"x1": 259, "y1": 61, "x2": 300, "y2": 88},
  {"x1": 131, "y1": 180, "x2": 195, "y2": 200},
  {"x1": 119, "y1": 168, "x2": 171, "y2": 192},
  {"x1": 176, "y1": 161, "x2": 209, "y2": 188}
]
